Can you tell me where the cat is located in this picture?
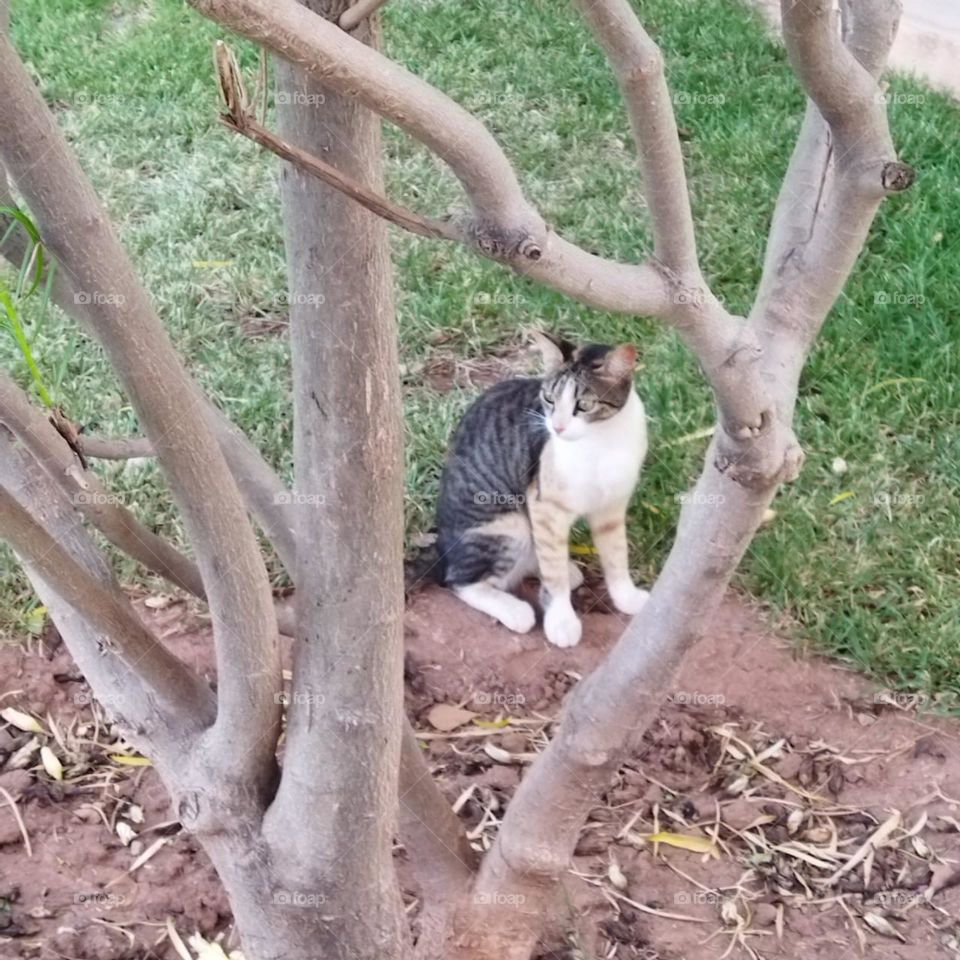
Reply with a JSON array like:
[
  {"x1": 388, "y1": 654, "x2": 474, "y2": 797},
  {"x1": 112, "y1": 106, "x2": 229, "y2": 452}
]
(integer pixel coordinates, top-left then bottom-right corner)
[{"x1": 433, "y1": 331, "x2": 649, "y2": 648}]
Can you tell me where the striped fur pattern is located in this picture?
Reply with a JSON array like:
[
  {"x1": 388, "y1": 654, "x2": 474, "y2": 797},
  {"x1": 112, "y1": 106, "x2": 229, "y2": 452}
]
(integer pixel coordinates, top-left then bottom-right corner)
[{"x1": 435, "y1": 332, "x2": 649, "y2": 647}]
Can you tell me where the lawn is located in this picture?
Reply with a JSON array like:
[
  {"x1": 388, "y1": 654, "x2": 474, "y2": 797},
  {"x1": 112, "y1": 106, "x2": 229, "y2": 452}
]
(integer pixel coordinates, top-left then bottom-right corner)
[{"x1": 3, "y1": 0, "x2": 958, "y2": 703}]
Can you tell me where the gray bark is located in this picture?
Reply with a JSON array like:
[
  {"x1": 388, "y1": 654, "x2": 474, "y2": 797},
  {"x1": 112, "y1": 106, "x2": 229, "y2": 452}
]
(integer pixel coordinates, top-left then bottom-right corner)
[
  {"x1": 258, "y1": 3, "x2": 410, "y2": 958},
  {"x1": 0, "y1": 0, "x2": 913, "y2": 957}
]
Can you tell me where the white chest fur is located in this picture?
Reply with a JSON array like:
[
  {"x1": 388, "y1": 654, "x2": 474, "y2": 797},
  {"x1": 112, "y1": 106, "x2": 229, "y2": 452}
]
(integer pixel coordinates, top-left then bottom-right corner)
[{"x1": 540, "y1": 390, "x2": 647, "y2": 517}]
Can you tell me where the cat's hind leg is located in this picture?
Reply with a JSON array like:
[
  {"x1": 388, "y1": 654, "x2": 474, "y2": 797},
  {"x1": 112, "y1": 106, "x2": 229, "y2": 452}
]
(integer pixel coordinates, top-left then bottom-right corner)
[
  {"x1": 444, "y1": 512, "x2": 536, "y2": 634},
  {"x1": 453, "y1": 581, "x2": 536, "y2": 634}
]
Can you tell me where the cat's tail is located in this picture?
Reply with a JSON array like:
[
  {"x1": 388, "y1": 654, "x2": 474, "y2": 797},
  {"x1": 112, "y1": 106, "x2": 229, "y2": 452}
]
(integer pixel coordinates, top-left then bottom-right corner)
[{"x1": 404, "y1": 540, "x2": 445, "y2": 596}]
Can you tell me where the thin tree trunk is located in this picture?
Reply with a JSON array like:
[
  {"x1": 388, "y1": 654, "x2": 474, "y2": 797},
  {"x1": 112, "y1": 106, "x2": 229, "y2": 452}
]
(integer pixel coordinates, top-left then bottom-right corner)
[{"x1": 259, "y1": 3, "x2": 410, "y2": 957}]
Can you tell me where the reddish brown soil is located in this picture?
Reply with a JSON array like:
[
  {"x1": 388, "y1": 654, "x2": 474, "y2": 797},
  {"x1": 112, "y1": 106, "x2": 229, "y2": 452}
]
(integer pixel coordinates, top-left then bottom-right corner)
[{"x1": 2, "y1": 585, "x2": 959, "y2": 959}]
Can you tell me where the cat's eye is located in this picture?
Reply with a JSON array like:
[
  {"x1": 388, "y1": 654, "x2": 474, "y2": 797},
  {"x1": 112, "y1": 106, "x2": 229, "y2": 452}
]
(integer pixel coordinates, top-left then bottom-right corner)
[
  {"x1": 541, "y1": 394, "x2": 554, "y2": 407},
  {"x1": 575, "y1": 398, "x2": 597, "y2": 414}
]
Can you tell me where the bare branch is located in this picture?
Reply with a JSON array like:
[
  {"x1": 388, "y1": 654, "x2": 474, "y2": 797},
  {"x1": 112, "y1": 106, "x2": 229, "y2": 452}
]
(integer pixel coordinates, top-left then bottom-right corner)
[
  {"x1": 194, "y1": 0, "x2": 533, "y2": 233},
  {"x1": 753, "y1": 0, "x2": 913, "y2": 388},
  {"x1": 0, "y1": 369, "x2": 207, "y2": 597},
  {"x1": 203, "y1": 28, "x2": 784, "y2": 469},
  {"x1": 780, "y1": 0, "x2": 897, "y2": 168},
  {"x1": 188, "y1": 0, "x2": 690, "y2": 318},
  {"x1": 215, "y1": 42, "x2": 457, "y2": 241},
  {"x1": 0, "y1": 475, "x2": 214, "y2": 738},
  {"x1": 80, "y1": 433, "x2": 155, "y2": 460},
  {"x1": 840, "y1": 0, "x2": 903, "y2": 77},
  {"x1": 338, "y1": 0, "x2": 391, "y2": 32},
  {"x1": 0, "y1": 34, "x2": 281, "y2": 792},
  {"x1": 571, "y1": 0, "x2": 698, "y2": 274}
]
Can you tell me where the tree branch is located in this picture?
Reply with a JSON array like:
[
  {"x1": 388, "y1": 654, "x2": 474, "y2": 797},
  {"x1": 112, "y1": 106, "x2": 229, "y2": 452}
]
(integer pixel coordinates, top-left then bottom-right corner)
[
  {"x1": 571, "y1": 0, "x2": 698, "y2": 274},
  {"x1": 338, "y1": 0, "x2": 391, "y2": 32},
  {"x1": 1, "y1": 162, "x2": 298, "y2": 578},
  {"x1": 0, "y1": 465, "x2": 215, "y2": 746},
  {"x1": 79, "y1": 433, "x2": 155, "y2": 460},
  {"x1": 202, "y1": 21, "x2": 781, "y2": 471},
  {"x1": 0, "y1": 369, "x2": 209, "y2": 597},
  {"x1": 194, "y1": 0, "x2": 534, "y2": 235},
  {"x1": 780, "y1": 0, "x2": 897, "y2": 166},
  {"x1": 0, "y1": 34, "x2": 281, "y2": 797},
  {"x1": 450, "y1": 2, "x2": 912, "y2": 955},
  {"x1": 752, "y1": 0, "x2": 913, "y2": 406},
  {"x1": 188, "y1": 0, "x2": 688, "y2": 318},
  {"x1": 214, "y1": 42, "x2": 457, "y2": 241}
]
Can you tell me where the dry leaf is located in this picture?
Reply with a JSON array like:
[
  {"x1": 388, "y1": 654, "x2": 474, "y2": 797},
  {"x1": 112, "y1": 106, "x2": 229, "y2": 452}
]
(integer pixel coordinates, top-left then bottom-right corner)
[
  {"x1": 643, "y1": 832, "x2": 719, "y2": 858},
  {"x1": 472, "y1": 716, "x2": 511, "y2": 729},
  {"x1": 144, "y1": 595, "x2": 173, "y2": 609},
  {"x1": 483, "y1": 743, "x2": 516, "y2": 765},
  {"x1": 862, "y1": 911, "x2": 906, "y2": 942},
  {"x1": 911, "y1": 835, "x2": 931, "y2": 858},
  {"x1": 117, "y1": 821, "x2": 137, "y2": 846},
  {"x1": 426, "y1": 703, "x2": 478, "y2": 732},
  {"x1": 109, "y1": 753, "x2": 152, "y2": 767},
  {"x1": 607, "y1": 858, "x2": 628, "y2": 891},
  {"x1": 39, "y1": 745, "x2": 63, "y2": 781},
  {"x1": 1, "y1": 706, "x2": 44, "y2": 734}
]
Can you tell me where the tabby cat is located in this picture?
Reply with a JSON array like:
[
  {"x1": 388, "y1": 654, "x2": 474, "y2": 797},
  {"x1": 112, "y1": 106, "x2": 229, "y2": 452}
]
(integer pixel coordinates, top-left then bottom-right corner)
[{"x1": 434, "y1": 331, "x2": 648, "y2": 648}]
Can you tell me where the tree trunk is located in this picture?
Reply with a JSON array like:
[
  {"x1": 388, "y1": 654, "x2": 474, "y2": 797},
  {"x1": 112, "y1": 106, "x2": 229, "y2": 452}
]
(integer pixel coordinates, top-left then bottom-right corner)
[{"x1": 260, "y1": 3, "x2": 410, "y2": 957}]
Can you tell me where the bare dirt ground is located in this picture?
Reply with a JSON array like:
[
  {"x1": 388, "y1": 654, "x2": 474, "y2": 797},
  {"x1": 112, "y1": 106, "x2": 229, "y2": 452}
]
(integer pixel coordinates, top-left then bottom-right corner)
[{"x1": 1, "y1": 579, "x2": 959, "y2": 959}]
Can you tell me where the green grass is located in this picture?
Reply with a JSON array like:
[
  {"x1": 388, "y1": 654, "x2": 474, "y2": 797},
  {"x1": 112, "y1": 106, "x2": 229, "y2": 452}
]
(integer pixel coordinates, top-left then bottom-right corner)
[{"x1": 3, "y1": 0, "x2": 958, "y2": 705}]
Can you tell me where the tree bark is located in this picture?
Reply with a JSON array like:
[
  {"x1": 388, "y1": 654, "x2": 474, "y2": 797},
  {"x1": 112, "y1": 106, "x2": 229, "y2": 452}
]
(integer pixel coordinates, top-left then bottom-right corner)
[
  {"x1": 258, "y1": 3, "x2": 411, "y2": 958},
  {"x1": 0, "y1": 0, "x2": 913, "y2": 957}
]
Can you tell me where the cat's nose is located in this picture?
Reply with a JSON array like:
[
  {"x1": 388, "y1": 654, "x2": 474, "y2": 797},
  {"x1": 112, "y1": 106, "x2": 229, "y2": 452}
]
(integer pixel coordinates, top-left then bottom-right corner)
[{"x1": 554, "y1": 422, "x2": 566, "y2": 434}]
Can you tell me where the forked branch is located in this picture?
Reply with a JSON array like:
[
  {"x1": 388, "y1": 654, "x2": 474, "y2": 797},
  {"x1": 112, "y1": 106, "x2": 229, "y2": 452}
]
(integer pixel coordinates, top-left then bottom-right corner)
[
  {"x1": 0, "y1": 32, "x2": 281, "y2": 792},
  {"x1": 0, "y1": 484, "x2": 213, "y2": 727}
]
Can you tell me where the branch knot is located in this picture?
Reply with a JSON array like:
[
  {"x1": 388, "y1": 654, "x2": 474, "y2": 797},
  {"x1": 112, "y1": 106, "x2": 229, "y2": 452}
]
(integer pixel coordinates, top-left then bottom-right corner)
[{"x1": 880, "y1": 160, "x2": 916, "y2": 193}]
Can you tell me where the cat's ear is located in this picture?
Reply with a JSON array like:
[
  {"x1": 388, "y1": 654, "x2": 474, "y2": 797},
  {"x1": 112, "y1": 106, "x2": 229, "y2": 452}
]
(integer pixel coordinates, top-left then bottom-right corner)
[
  {"x1": 529, "y1": 330, "x2": 575, "y2": 373},
  {"x1": 604, "y1": 343, "x2": 639, "y2": 380}
]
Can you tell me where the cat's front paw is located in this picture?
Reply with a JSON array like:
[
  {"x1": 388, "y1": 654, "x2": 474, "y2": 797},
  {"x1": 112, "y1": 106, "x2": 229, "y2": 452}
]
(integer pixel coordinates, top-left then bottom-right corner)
[
  {"x1": 544, "y1": 601, "x2": 582, "y2": 648},
  {"x1": 609, "y1": 582, "x2": 650, "y2": 615}
]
